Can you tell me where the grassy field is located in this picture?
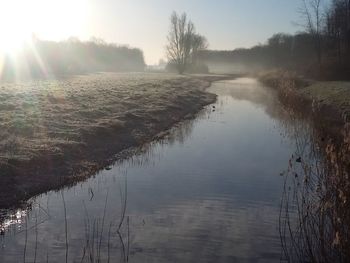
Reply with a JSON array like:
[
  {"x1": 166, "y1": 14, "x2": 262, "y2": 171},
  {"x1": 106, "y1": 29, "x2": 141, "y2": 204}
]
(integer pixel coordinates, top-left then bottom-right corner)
[{"x1": 0, "y1": 72, "x2": 230, "y2": 208}]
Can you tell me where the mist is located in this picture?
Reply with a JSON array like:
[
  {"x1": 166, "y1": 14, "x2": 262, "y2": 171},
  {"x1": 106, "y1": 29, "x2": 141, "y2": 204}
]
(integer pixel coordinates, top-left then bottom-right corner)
[
  {"x1": 1, "y1": 38, "x2": 145, "y2": 81},
  {"x1": 0, "y1": 1, "x2": 350, "y2": 262}
]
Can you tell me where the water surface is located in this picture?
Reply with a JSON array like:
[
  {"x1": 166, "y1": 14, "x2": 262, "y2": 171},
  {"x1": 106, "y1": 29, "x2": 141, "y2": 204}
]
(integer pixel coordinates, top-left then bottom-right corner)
[{"x1": 1, "y1": 78, "x2": 304, "y2": 262}]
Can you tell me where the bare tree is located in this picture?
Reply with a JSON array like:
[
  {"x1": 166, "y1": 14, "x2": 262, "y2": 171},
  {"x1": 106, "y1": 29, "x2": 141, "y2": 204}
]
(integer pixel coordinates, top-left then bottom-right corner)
[
  {"x1": 300, "y1": 0, "x2": 324, "y2": 66},
  {"x1": 166, "y1": 11, "x2": 207, "y2": 74},
  {"x1": 325, "y1": 0, "x2": 350, "y2": 62},
  {"x1": 191, "y1": 34, "x2": 208, "y2": 65}
]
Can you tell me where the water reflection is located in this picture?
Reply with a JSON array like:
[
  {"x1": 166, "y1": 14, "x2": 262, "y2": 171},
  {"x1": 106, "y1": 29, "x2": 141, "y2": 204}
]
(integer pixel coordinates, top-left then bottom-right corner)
[
  {"x1": 278, "y1": 108, "x2": 350, "y2": 262},
  {"x1": 0, "y1": 209, "x2": 27, "y2": 235},
  {"x1": 0, "y1": 78, "x2": 326, "y2": 262}
]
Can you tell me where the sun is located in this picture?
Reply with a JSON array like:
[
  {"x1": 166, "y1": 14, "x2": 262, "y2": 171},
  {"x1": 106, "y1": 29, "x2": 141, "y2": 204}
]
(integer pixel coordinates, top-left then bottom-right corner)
[
  {"x1": 0, "y1": 2, "x2": 32, "y2": 54},
  {"x1": 0, "y1": 0, "x2": 88, "y2": 54}
]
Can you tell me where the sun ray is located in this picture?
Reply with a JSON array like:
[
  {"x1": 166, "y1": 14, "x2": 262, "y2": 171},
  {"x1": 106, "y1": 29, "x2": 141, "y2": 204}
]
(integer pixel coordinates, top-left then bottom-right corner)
[
  {"x1": 0, "y1": 0, "x2": 87, "y2": 54},
  {"x1": 0, "y1": 0, "x2": 88, "y2": 80}
]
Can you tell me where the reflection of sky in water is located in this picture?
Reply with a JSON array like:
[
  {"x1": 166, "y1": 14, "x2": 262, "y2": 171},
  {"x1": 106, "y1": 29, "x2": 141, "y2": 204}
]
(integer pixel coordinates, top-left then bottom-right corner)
[
  {"x1": 0, "y1": 210, "x2": 27, "y2": 235},
  {"x1": 0, "y1": 78, "x2": 298, "y2": 262}
]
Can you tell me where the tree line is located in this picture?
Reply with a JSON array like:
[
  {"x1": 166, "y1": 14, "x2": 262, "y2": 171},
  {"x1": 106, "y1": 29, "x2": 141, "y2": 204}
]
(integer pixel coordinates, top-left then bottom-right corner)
[
  {"x1": 1, "y1": 38, "x2": 145, "y2": 81},
  {"x1": 324, "y1": 0, "x2": 350, "y2": 65},
  {"x1": 198, "y1": 0, "x2": 350, "y2": 80}
]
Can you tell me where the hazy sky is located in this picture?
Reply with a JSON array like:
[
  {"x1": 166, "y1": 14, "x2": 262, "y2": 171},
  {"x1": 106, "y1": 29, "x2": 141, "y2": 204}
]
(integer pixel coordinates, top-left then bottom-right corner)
[
  {"x1": 3, "y1": 0, "x2": 305, "y2": 64},
  {"x1": 84, "y1": 0, "x2": 303, "y2": 64}
]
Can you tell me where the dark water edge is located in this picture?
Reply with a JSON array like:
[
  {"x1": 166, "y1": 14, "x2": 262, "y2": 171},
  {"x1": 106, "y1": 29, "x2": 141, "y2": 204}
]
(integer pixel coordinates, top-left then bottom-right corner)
[{"x1": 0, "y1": 78, "x2": 338, "y2": 262}]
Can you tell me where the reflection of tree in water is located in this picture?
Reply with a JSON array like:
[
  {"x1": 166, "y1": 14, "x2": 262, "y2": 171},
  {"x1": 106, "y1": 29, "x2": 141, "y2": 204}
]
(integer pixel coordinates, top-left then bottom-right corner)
[
  {"x1": 0, "y1": 104, "x2": 208, "y2": 262},
  {"x1": 80, "y1": 171, "x2": 130, "y2": 262},
  {"x1": 210, "y1": 79, "x2": 289, "y2": 122},
  {"x1": 117, "y1": 106, "x2": 210, "y2": 169},
  {"x1": 278, "y1": 106, "x2": 350, "y2": 262},
  {"x1": 0, "y1": 203, "x2": 32, "y2": 236},
  {"x1": 212, "y1": 79, "x2": 350, "y2": 261}
]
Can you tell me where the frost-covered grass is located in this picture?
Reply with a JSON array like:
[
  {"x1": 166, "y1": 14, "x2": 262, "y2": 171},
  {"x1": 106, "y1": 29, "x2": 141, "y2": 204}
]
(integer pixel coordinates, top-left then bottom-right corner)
[
  {"x1": 0, "y1": 72, "x2": 228, "y2": 207},
  {"x1": 0, "y1": 73, "x2": 184, "y2": 161},
  {"x1": 301, "y1": 81, "x2": 350, "y2": 118}
]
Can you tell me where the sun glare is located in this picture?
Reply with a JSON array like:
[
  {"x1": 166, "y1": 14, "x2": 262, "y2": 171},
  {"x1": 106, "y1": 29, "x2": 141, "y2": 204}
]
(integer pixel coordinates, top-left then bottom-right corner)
[{"x1": 0, "y1": 0, "x2": 87, "y2": 54}]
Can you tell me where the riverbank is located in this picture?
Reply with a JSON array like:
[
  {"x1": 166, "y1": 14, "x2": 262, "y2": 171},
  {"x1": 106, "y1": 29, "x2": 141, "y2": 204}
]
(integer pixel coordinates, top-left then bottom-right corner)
[
  {"x1": 259, "y1": 71, "x2": 350, "y2": 261},
  {"x1": 0, "y1": 77, "x2": 303, "y2": 262},
  {"x1": 259, "y1": 70, "x2": 350, "y2": 130},
  {"x1": 0, "y1": 72, "x2": 234, "y2": 208}
]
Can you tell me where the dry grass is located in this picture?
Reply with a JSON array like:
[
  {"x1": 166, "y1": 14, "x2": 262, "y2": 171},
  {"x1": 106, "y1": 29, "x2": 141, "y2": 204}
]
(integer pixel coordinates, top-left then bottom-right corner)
[
  {"x1": 300, "y1": 82, "x2": 350, "y2": 122},
  {"x1": 280, "y1": 117, "x2": 350, "y2": 263},
  {"x1": 0, "y1": 72, "x2": 231, "y2": 208},
  {"x1": 259, "y1": 70, "x2": 350, "y2": 262},
  {"x1": 259, "y1": 70, "x2": 350, "y2": 123}
]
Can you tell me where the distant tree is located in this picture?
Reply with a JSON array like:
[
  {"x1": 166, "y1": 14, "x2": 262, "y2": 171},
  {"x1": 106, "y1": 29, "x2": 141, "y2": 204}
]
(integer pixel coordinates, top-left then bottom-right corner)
[
  {"x1": 0, "y1": 38, "x2": 146, "y2": 81},
  {"x1": 300, "y1": 0, "x2": 324, "y2": 66},
  {"x1": 67, "y1": 36, "x2": 81, "y2": 43},
  {"x1": 166, "y1": 11, "x2": 208, "y2": 74},
  {"x1": 325, "y1": 0, "x2": 350, "y2": 62},
  {"x1": 191, "y1": 34, "x2": 208, "y2": 65},
  {"x1": 158, "y1": 58, "x2": 167, "y2": 67},
  {"x1": 89, "y1": 36, "x2": 106, "y2": 45},
  {"x1": 196, "y1": 0, "x2": 350, "y2": 79},
  {"x1": 266, "y1": 33, "x2": 294, "y2": 67}
]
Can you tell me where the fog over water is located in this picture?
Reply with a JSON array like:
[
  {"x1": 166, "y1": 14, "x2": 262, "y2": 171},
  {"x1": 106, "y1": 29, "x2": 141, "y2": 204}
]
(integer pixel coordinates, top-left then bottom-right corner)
[{"x1": 0, "y1": 79, "x2": 319, "y2": 262}]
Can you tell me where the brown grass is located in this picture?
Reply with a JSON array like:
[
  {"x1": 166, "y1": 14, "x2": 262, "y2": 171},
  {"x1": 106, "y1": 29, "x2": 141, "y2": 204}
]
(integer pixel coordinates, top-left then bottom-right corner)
[
  {"x1": 259, "y1": 70, "x2": 350, "y2": 262},
  {"x1": 259, "y1": 70, "x2": 350, "y2": 124}
]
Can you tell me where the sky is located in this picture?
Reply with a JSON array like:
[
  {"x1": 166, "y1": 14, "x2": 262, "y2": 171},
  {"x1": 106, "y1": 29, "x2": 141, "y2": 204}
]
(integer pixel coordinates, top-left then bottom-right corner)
[
  {"x1": 0, "y1": 0, "x2": 306, "y2": 64},
  {"x1": 85, "y1": 0, "x2": 303, "y2": 64}
]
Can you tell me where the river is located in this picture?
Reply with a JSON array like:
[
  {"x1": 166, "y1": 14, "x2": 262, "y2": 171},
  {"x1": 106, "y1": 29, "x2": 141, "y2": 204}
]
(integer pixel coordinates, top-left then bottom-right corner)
[{"x1": 0, "y1": 78, "x2": 317, "y2": 262}]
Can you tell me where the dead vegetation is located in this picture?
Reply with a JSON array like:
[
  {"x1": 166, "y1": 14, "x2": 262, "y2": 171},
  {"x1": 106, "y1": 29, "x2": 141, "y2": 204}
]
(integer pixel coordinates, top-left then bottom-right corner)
[
  {"x1": 259, "y1": 70, "x2": 350, "y2": 124},
  {"x1": 259, "y1": 70, "x2": 350, "y2": 262},
  {"x1": 279, "y1": 114, "x2": 350, "y2": 262}
]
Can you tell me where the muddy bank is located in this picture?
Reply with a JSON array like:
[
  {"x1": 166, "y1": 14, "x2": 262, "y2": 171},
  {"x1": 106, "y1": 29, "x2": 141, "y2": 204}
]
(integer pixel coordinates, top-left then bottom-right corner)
[{"x1": 0, "y1": 73, "x2": 235, "y2": 208}]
